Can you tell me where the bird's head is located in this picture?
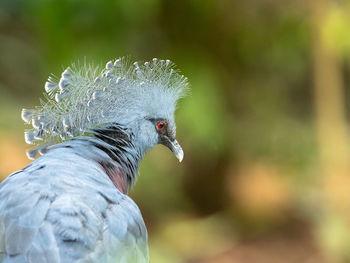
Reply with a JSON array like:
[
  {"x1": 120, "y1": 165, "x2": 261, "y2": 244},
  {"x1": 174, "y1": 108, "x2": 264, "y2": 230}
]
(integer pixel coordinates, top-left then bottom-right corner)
[
  {"x1": 21, "y1": 58, "x2": 189, "y2": 161},
  {"x1": 132, "y1": 116, "x2": 183, "y2": 162},
  {"x1": 124, "y1": 71, "x2": 186, "y2": 161}
]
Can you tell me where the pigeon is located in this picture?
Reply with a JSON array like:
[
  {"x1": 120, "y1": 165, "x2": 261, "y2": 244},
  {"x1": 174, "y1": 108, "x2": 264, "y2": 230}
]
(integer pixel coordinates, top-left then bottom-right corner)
[{"x1": 0, "y1": 58, "x2": 189, "y2": 263}]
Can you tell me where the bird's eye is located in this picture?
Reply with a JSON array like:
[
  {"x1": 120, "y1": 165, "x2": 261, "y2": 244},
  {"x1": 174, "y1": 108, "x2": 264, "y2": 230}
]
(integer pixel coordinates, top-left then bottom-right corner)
[{"x1": 157, "y1": 121, "x2": 166, "y2": 130}]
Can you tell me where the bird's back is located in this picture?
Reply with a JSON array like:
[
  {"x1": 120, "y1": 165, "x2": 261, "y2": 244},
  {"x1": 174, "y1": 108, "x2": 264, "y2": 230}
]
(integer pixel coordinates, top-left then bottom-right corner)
[{"x1": 0, "y1": 146, "x2": 149, "y2": 263}]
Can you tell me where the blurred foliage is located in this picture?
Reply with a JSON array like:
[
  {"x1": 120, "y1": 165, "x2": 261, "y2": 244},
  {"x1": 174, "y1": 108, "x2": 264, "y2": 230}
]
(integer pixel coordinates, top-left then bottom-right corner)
[{"x1": 2, "y1": 0, "x2": 350, "y2": 262}]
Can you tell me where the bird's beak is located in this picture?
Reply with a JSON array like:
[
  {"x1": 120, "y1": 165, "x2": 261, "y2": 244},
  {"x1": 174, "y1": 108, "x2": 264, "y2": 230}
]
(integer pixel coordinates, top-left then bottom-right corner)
[
  {"x1": 162, "y1": 138, "x2": 184, "y2": 162},
  {"x1": 170, "y1": 139, "x2": 184, "y2": 162}
]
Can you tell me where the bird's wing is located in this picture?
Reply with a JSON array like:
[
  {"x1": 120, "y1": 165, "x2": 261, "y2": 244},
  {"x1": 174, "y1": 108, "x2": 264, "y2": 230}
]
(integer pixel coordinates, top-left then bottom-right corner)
[
  {"x1": 0, "y1": 150, "x2": 149, "y2": 263},
  {"x1": 0, "y1": 167, "x2": 59, "y2": 263},
  {"x1": 46, "y1": 192, "x2": 149, "y2": 263},
  {"x1": 101, "y1": 196, "x2": 149, "y2": 263}
]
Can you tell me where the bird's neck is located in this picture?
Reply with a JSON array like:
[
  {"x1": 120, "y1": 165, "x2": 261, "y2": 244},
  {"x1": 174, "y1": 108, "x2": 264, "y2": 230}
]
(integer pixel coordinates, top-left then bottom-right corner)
[{"x1": 86, "y1": 124, "x2": 142, "y2": 194}]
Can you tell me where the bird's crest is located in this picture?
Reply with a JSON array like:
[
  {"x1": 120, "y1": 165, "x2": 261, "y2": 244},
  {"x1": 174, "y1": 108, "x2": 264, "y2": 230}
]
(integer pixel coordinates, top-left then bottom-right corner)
[{"x1": 22, "y1": 57, "x2": 189, "y2": 159}]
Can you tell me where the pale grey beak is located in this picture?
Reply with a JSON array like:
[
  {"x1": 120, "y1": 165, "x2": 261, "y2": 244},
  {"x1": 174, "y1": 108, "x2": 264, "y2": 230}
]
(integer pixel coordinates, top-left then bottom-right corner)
[
  {"x1": 161, "y1": 137, "x2": 184, "y2": 162},
  {"x1": 170, "y1": 139, "x2": 184, "y2": 162}
]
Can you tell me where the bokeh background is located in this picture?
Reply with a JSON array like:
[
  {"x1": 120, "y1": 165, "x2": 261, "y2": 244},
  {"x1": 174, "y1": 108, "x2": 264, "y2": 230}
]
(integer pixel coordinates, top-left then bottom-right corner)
[{"x1": 2, "y1": 0, "x2": 350, "y2": 262}]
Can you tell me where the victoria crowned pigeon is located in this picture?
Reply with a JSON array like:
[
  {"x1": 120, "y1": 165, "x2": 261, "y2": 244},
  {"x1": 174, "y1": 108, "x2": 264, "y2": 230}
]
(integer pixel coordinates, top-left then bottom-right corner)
[{"x1": 0, "y1": 58, "x2": 189, "y2": 263}]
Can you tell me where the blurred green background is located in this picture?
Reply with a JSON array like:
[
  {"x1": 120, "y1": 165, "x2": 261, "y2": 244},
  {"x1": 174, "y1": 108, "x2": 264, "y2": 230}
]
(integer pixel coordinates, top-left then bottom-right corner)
[{"x1": 2, "y1": 0, "x2": 350, "y2": 262}]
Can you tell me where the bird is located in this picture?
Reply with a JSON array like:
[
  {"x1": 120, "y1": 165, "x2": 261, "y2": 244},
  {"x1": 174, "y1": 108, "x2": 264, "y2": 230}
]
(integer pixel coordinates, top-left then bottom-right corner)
[{"x1": 0, "y1": 57, "x2": 189, "y2": 263}]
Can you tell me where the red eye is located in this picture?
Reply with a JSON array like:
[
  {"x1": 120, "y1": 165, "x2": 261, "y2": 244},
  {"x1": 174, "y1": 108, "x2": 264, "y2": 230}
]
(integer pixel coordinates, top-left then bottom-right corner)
[{"x1": 157, "y1": 121, "x2": 166, "y2": 130}]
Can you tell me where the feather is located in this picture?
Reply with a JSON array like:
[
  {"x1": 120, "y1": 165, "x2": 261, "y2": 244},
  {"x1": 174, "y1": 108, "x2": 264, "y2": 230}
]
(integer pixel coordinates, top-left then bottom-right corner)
[
  {"x1": 26, "y1": 148, "x2": 38, "y2": 160},
  {"x1": 26, "y1": 222, "x2": 60, "y2": 263},
  {"x1": 24, "y1": 131, "x2": 36, "y2": 145},
  {"x1": 44, "y1": 78, "x2": 58, "y2": 93},
  {"x1": 21, "y1": 109, "x2": 34, "y2": 124},
  {"x1": 3, "y1": 254, "x2": 27, "y2": 263},
  {"x1": 5, "y1": 222, "x2": 36, "y2": 254}
]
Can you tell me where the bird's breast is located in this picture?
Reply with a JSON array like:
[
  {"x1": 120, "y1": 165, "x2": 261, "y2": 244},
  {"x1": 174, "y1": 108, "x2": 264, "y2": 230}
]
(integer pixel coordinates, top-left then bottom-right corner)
[{"x1": 98, "y1": 161, "x2": 128, "y2": 194}]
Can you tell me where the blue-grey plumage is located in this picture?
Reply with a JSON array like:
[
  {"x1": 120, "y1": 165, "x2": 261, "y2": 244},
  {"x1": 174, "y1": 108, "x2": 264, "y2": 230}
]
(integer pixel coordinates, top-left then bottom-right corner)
[{"x1": 0, "y1": 58, "x2": 189, "y2": 262}]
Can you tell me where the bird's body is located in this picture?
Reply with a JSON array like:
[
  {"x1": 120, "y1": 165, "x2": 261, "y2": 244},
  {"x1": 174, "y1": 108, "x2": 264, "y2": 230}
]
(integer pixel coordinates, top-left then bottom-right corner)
[
  {"x1": 0, "y1": 138, "x2": 148, "y2": 263},
  {"x1": 0, "y1": 58, "x2": 188, "y2": 262}
]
